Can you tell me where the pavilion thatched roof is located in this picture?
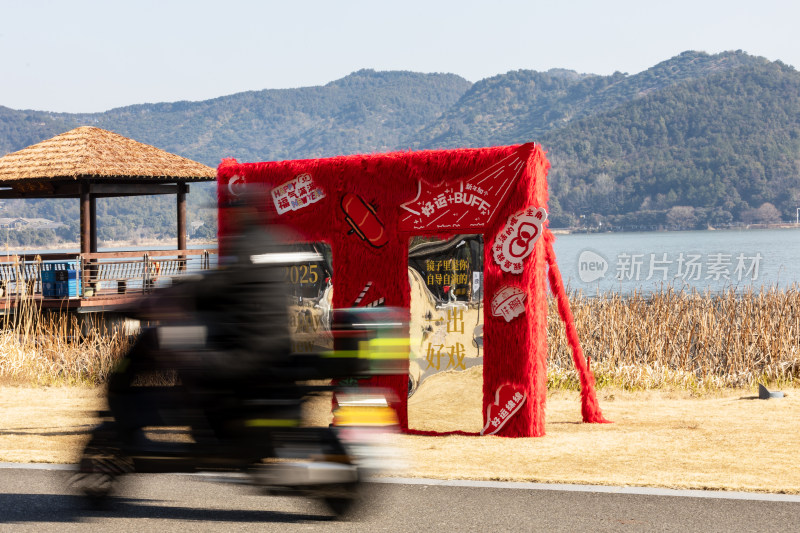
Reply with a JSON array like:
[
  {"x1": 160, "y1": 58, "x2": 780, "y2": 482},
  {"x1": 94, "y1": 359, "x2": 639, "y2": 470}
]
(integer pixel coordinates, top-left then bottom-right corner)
[{"x1": 0, "y1": 126, "x2": 215, "y2": 183}]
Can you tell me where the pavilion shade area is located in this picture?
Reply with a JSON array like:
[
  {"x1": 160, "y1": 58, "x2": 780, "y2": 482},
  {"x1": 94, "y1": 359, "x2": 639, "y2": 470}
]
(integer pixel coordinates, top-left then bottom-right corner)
[{"x1": 0, "y1": 126, "x2": 215, "y2": 253}]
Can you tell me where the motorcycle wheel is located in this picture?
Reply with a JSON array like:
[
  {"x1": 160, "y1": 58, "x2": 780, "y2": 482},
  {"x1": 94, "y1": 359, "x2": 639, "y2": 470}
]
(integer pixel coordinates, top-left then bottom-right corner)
[
  {"x1": 70, "y1": 470, "x2": 116, "y2": 509},
  {"x1": 70, "y1": 423, "x2": 132, "y2": 507},
  {"x1": 321, "y1": 481, "x2": 361, "y2": 518}
]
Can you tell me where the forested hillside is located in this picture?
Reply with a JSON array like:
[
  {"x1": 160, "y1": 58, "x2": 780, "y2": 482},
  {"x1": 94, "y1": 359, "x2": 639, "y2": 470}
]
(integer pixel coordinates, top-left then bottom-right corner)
[
  {"x1": 1, "y1": 70, "x2": 472, "y2": 166},
  {"x1": 540, "y1": 60, "x2": 800, "y2": 228},
  {"x1": 1, "y1": 51, "x2": 799, "y2": 246},
  {"x1": 412, "y1": 51, "x2": 770, "y2": 149}
]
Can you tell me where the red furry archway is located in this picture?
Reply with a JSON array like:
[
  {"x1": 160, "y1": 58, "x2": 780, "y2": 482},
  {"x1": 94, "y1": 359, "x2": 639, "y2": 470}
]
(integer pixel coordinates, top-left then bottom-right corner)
[{"x1": 217, "y1": 144, "x2": 607, "y2": 437}]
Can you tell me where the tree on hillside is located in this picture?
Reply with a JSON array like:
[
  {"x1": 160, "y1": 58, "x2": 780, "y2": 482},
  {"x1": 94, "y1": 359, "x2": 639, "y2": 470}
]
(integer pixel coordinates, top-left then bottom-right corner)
[
  {"x1": 742, "y1": 202, "x2": 782, "y2": 224},
  {"x1": 666, "y1": 206, "x2": 698, "y2": 230}
]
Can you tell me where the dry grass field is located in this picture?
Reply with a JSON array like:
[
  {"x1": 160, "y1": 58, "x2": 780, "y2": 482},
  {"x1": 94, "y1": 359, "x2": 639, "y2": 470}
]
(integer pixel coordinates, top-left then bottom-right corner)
[
  {"x1": 2, "y1": 371, "x2": 799, "y2": 494},
  {"x1": 404, "y1": 367, "x2": 800, "y2": 493}
]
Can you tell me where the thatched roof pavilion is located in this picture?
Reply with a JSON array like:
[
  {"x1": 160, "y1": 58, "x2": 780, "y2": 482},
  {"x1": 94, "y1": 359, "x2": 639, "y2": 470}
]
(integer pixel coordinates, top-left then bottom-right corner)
[{"x1": 0, "y1": 126, "x2": 215, "y2": 253}]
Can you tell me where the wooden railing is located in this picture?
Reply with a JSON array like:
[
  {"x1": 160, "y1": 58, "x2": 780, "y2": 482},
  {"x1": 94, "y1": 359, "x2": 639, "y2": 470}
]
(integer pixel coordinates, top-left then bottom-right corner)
[
  {"x1": 0, "y1": 260, "x2": 43, "y2": 297},
  {"x1": 0, "y1": 249, "x2": 216, "y2": 300}
]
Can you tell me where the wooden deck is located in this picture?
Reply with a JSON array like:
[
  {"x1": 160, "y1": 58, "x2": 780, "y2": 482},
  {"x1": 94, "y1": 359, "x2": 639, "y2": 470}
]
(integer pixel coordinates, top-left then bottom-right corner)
[{"x1": 0, "y1": 248, "x2": 216, "y2": 314}]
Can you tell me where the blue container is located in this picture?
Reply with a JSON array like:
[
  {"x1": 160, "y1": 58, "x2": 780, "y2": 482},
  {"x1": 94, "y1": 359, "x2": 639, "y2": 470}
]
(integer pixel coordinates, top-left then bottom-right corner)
[
  {"x1": 41, "y1": 275, "x2": 55, "y2": 297},
  {"x1": 55, "y1": 280, "x2": 79, "y2": 297},
  {"x1": 41, "y1": 262, "x2": 80, "y2": 298},
  {"x1": 41, "y1": 281, "x2": 56, "y2": 297}
]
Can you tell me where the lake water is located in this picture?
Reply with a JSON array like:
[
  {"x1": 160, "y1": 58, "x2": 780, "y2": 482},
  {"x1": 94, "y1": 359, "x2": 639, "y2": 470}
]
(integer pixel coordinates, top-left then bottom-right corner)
[
  {"x1": 549, "y1": 227, "x2": 800, "y2": 294},
  {"x1": 14, "y1": 228, "x2": 800, "y2": 295}
]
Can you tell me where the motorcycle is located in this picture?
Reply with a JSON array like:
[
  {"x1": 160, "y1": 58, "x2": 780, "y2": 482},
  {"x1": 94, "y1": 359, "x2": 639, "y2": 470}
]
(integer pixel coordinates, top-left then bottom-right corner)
[{"x1": 70, "y1": 304, "x2": 404, "y2": 518}]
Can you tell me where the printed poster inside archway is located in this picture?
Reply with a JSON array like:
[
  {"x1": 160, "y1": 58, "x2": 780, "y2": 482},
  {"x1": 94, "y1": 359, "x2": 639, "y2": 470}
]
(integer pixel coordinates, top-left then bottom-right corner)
[{"x1": 407, "y1": 235, "x2": 485, "y2": 430}]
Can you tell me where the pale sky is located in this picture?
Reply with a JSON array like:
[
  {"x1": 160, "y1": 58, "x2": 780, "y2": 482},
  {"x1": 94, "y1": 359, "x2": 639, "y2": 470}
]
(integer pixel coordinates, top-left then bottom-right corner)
[{"x1": 1, "y1": 0, "x2": 797, "y2": 113}]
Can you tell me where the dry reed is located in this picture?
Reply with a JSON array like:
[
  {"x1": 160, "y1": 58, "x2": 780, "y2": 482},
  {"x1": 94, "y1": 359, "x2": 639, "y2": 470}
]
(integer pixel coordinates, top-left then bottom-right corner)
[
  {"x1": 2, "y1": 284, "x2": 799, "y2": 390},
  {"x1": 548, "y1": 285, "x2": 800, "y2": 390},
  {"x1": 0, "y1": 294, "x2": 132, "y2": 385}
]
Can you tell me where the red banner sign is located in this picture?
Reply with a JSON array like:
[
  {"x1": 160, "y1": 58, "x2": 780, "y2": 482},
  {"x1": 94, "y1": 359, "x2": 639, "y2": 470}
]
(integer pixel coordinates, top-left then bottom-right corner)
[
  {"x1": 399, "y1": 143, "x2": 534, "y2": 232},
  {"x1": 481, "y1": 384, "x2": 527, "y2": 436},
  {"x1": 491, "y1": 285, "x2": 527, "y2": 322},
  {"x1": 492, "y1": 206, "x2": 548, "y2": 274}
]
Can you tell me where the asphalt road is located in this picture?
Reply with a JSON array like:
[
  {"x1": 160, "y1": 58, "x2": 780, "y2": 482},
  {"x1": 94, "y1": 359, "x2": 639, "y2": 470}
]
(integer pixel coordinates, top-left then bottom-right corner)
[{"x1": 1, "y1": 466, "x2": 799, "y2": 532}]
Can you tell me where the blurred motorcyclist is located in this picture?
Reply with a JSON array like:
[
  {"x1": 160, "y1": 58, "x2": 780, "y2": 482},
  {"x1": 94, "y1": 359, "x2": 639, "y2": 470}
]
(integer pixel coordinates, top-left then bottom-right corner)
[
  {"x1": 107, "y1": 188, "x2": 295, "y2": 446},
  {"x1": 78, "y1": 190, "x2": 402, "y2": 517},
  {"x1": 191, "y1": 191, "x2": 293, "y2": 381}
]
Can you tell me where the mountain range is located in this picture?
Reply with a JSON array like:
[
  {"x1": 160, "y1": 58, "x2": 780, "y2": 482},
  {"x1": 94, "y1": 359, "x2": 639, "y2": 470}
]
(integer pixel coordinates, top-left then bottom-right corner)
[{"x1": 1, "y1": 50, "x2": 798, "y2": 245}]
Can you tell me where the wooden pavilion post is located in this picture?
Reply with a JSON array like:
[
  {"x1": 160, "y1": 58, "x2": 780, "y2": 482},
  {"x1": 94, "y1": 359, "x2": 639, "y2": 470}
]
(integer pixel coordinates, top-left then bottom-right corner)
[
  {"x1": 177, "y1": 181, "x2": 187, "y2": 251},
  {"x1": 80, "y1": 182, "x2": 97, "y2": 292},
  {"x1": 90, "y1": 195, "x2": 97, "y2": 253},
  {"x1": 177, "y1": 182, "x2": 187, "y2": 271},
  {"x1": 80, "y1": 182, "x2": 91, "y2": 255}
]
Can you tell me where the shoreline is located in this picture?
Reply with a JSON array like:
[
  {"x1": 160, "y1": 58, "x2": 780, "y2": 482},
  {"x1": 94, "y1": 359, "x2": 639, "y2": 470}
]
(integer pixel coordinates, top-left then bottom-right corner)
[
  {"x1": 555, "y1": 223, "x2": 800, "y2": 235},
  {"x1": 4, "y1": 223, "x2": 798, "y2": 251},
  {"x1": 3, "y1": 239, "x2": 218, "y2": 253}
]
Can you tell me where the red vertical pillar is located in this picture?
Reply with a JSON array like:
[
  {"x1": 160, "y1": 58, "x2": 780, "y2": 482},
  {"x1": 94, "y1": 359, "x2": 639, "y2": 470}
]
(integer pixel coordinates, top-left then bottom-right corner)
[{"x1": 481, "y1": 147, "x2": 550, "y2": 437}]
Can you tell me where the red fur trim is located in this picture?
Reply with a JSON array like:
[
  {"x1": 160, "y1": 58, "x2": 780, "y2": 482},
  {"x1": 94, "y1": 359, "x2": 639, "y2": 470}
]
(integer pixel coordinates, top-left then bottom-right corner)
[
  {"x1": 481, "y1": 145, "x2": 550, "y2": 437},
  {"x1": 544, "y1": 229, "x2": 611, "y2": 424}
]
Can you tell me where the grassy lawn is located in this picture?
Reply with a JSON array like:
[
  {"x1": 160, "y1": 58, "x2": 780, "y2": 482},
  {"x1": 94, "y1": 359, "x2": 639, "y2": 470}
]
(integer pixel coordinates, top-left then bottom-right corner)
[{"x1": 2, "y1": 369, "x2": 798, "y2": 494}]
